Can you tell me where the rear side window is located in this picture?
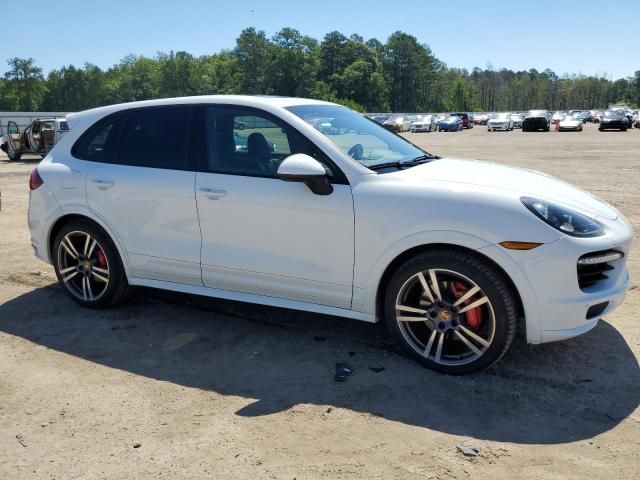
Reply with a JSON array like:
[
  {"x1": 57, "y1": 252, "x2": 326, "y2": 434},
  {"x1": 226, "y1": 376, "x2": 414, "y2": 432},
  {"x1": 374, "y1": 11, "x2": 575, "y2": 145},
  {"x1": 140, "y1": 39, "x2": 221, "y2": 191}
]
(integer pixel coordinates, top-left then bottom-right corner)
[
  {"x1": 73, "y1": 111, "x2": 127, "y2": 163},
  {"x1": 119, "y1": 106, "x2": 191, "y2": 170}
]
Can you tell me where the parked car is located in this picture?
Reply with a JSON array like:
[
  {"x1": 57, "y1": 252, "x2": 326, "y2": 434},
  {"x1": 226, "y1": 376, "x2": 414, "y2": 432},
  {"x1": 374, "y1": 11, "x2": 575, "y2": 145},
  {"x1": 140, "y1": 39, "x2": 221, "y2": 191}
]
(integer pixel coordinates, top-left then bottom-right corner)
[
  {"x1": 599, "y1": 110, "x2": 628, "y2": 131},
  {"x1": 438, "y1": 115, "x2": 463, "y2": 132},
  {"x1": 383, "y1": 116, "x2": 411, "y2": 132},
  {"x1": 472, "y1": 113, "x2": 489, "y2": 125},
  {"x1": 370, "y1": 115, "x2": 390, "y2": 125},
  {"x1": 522, "y1": 110, "x2": 550, "y2": 132},
  {"x1": 410, "y1": 115, "x2": 436, "y2": 133},
  {"x1": 433, "y1": 114, "x2": 446, "y2": 126},
  {"x1": 589, "y1": 110, "x2": 602, "y2": 123},
  {"x1": 558, "y1": 114, "x2": 584, "y2": 132},
  {"x1": 28, "y1": 96, "x2": 632, "y2": 375},
  {"x1": 551, "y1": 111, "x2": 567, "y2": 123},
  {"x1": 487, "y1": 113, "x2": 514, "y2": 131},
  {"x1": 510, "y1": 113, "x2": 524, "y2": 129},
  {"x1": 1, "y1": 118, "x2": 69, "y2": 161},
  {"x1": 608, "y1": 106, "x2": 634, "y2": 128},
  {"x1": 451, "y1": 112, "x2": 474, "y2": 129}
]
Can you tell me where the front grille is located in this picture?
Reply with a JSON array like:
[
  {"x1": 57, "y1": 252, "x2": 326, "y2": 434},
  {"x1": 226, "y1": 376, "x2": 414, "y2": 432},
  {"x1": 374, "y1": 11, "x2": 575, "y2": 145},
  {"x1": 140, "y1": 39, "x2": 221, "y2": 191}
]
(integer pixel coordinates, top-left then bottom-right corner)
[{"x1": 577, "y1": 250, "x2": 623, "y2": 290}]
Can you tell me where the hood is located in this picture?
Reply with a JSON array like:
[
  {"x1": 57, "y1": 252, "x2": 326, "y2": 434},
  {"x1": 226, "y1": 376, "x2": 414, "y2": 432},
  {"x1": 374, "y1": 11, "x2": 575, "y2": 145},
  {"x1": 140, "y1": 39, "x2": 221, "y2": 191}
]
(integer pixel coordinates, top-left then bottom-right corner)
[{"x1": 387, "y1": 158, "x2": 619, "y2": 220}]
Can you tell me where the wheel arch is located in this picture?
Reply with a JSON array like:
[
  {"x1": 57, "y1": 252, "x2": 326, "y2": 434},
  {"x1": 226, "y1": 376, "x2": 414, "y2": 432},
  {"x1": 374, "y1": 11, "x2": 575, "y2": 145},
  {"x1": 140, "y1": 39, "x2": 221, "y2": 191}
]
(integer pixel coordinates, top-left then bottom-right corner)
[
  {"x1": 374, "y1": 243, "x2": 526, "y2": 340},
  {"x1": 47, "y1": 211, "x2": 133, "y2": 280}
]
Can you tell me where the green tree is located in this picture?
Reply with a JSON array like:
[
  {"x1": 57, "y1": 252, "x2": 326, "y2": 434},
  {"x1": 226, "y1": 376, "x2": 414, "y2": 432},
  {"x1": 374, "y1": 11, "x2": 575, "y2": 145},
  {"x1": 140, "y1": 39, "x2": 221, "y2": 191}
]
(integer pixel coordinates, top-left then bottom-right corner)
[{"x1": 3, "y1": 57, "x2": 47, "y2": 110}]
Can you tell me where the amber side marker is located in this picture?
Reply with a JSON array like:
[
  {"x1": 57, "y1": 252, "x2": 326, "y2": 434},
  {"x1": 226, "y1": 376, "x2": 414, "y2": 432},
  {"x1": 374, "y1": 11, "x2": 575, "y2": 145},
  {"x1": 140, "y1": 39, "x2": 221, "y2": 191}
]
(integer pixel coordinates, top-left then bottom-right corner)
[{"x1": 499, "y1": 241, "x2": 543, "y2": 250}]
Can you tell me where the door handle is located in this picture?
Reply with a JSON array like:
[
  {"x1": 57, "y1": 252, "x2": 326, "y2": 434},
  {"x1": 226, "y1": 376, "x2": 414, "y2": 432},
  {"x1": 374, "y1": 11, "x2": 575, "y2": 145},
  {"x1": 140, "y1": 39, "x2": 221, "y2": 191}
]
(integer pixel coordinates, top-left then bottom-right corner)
[
  {"x1": 92, "y1": 179, "x2": 115, "y2": 189},
  {"x1": 199, "y1": 188, "x2": 227, "y2": 200}
]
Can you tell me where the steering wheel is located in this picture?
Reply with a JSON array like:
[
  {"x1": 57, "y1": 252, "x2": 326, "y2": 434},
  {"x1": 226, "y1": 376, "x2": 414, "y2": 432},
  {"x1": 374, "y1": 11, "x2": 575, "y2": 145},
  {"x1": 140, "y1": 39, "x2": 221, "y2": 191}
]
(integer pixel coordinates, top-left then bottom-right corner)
[{"x1": 347, "y1": 143, "x2": 364, "y2": 160}]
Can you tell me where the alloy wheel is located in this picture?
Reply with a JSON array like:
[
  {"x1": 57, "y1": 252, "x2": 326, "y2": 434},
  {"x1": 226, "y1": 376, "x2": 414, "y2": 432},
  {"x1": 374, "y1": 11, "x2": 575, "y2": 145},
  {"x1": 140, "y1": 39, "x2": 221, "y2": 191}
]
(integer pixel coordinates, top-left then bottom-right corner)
[
  {"x1": 394, "y1": 268, "x2": 496, "y2": 366},
  {"x1": 57, "y1": 231, "x2": 110, "y2": 301}
]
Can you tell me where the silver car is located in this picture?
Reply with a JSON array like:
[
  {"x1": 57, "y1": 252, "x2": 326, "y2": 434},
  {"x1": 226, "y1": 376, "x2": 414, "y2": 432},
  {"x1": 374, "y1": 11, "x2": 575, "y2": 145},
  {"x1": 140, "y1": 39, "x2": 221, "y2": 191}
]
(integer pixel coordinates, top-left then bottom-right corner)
[
  {"x1": 487, "y1": 113, "x2": 514, "y2": 131},
  {"x1": 510, "y1": 113, "x2": 524, "y2": 129},
  {"x1": 410, "y1": 115, "x2": 436, "y2": 132}
]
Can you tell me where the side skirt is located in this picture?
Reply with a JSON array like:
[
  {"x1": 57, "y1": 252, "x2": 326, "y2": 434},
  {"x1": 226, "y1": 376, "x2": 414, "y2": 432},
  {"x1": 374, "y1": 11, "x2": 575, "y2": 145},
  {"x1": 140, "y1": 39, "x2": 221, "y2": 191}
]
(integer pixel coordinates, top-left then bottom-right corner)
[{"x1": 130, "y1": 277, "x2": 377, "y2": 323}]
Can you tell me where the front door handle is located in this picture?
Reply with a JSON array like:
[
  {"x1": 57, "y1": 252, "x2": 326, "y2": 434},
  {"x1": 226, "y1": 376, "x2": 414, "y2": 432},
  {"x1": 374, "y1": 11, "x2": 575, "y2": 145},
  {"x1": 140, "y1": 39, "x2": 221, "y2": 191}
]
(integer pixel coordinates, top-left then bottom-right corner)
[
  {"x1": 199, "y1": 188, "x2": 227, "y2": 200},
  {"x1": 92, "y1": 179, "x2": 115, "y2": 190}
]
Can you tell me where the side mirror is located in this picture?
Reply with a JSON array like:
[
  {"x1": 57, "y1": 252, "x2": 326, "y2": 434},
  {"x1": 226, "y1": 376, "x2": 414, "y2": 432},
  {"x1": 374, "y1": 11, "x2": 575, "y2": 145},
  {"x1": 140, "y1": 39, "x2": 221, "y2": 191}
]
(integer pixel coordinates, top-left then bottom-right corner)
[{"x1": 277, "y1": 154, "x2": 333, "y2": 196}]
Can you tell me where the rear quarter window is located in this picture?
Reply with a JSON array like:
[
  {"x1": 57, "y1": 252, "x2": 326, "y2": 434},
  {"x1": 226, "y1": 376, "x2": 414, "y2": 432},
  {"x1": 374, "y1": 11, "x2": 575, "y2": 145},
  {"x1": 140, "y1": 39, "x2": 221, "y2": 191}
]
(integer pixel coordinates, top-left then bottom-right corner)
[{"x1": 72, "y1": 111, "x2": 128, "y2": 163}]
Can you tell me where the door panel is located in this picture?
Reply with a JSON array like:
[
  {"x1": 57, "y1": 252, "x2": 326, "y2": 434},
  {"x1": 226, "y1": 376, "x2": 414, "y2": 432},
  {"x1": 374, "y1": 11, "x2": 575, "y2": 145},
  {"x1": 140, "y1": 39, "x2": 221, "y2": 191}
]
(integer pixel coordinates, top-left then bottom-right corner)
[
  {"x1": 196, "y1": 173, "x2": 354, "y2": 308},
  {"x1": 87, "y1": 165, "x2": 202, "y2": 285},
  {"x1": 7, "y1": 121, "x2": 21, "y2": 150},
  {"x1": 80, "y1": 105, "x2": 202, "y2": 286}
]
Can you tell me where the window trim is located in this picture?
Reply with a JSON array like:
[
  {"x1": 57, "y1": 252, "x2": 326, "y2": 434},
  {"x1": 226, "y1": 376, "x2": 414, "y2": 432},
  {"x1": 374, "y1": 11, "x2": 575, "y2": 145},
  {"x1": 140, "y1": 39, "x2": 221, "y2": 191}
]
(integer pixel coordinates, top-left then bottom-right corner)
[{"x1": 198, "y1": 104, "x2": 349, "y2": 185}]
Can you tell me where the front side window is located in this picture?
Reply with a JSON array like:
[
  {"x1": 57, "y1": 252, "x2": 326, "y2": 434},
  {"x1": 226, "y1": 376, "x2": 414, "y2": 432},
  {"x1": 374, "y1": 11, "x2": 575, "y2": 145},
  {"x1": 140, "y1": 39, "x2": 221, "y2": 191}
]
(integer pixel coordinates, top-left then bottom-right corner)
[
  {"x1": 119, "y1": 106, "x2": 191, "y2": 170},
  {"x1": 287, "y1": 104, "x2": 429, "y2": 169},
  {"x1": 204, "y1": 106, "x2": 340, "y2": 180}
]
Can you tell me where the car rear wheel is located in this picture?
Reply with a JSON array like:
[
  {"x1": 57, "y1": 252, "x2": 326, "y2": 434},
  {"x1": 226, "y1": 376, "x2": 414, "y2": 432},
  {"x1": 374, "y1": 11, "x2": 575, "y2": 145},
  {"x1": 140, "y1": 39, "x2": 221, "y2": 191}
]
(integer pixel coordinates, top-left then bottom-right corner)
[
  {"x1": 53, "y1": 220, "x2": 134, "y2": 308},
  {"x1": 383, "y1": 249, "x2": 517, "y2": 374}
]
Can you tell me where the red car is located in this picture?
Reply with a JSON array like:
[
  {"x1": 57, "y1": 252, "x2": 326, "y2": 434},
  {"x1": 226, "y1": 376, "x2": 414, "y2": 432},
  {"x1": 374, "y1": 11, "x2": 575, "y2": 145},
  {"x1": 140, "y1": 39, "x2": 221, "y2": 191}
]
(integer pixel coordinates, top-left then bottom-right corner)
[{"x1": 451, "y1": 112, "x2": 474, "y2": 129}]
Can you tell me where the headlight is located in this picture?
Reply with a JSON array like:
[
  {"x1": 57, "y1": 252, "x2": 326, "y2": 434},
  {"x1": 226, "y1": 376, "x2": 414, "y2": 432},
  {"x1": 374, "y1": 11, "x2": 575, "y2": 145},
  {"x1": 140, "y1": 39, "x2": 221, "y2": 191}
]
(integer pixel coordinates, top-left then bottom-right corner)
[{"x1": 521, "y1": 197, "x2": 604, "y2": 237}]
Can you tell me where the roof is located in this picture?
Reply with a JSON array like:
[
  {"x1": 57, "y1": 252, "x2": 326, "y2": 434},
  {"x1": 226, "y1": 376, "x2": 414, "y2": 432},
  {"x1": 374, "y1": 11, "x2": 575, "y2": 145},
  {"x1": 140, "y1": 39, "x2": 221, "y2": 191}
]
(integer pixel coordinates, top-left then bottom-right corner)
[{"x1": 65, "y1": 95, "x2": 333, "y2": 130}]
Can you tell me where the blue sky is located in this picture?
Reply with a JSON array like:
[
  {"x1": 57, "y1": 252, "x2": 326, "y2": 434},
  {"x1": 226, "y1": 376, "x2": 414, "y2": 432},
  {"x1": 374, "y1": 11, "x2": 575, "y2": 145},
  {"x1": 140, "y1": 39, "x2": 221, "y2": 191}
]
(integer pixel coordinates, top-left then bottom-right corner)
[{"x1": 3, "y1": 0, "x2": 638, "y2": 79}]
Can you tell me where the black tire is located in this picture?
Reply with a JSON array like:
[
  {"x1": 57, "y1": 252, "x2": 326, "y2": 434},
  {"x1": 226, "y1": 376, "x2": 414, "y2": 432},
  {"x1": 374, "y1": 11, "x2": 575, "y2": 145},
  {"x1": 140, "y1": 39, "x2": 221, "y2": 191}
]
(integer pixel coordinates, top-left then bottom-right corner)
[
  {"x1": 383, "y1": 248, "x2": 517, "y2": 375},
  {"x1": 7, "y1": 143, "x2": 21, "y2": 161},
  {"x1": 53, "y1": 219, "x2": 134, "y2": 308}
]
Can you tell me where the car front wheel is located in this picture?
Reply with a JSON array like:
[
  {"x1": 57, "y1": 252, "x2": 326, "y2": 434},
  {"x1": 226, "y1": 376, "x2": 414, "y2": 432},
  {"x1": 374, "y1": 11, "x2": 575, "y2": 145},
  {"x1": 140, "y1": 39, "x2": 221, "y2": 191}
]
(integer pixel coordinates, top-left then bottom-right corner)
[
  {"x1": 384, "y1": 249, "x2": 517, "y2": 374},
  {"x1": 53, "y1": 220, "x2": 133, "y2": 308}
]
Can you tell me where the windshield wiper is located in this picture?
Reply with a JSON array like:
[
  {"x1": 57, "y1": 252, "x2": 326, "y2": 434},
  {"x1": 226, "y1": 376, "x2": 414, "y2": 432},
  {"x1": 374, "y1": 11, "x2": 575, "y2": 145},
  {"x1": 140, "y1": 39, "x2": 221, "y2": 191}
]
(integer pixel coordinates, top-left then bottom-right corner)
[{"x1": 367, "y1": 154, "x2": 440, "y2": 171}]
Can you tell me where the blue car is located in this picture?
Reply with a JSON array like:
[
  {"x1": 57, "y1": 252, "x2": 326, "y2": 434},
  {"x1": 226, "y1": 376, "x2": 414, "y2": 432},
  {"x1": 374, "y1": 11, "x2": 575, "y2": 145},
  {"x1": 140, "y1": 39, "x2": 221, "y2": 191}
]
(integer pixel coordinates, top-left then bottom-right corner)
[{"x1": 438, "y1": 115, "x2": 463, "y2": 132}]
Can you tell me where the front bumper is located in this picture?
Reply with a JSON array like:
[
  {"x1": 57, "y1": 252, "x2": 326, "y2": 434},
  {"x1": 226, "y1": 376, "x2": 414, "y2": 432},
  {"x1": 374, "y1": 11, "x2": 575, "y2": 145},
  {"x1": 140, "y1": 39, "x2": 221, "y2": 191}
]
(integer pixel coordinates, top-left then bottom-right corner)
[{"x1": 479, "y1": 213, "x2": 633, "y2": 344}]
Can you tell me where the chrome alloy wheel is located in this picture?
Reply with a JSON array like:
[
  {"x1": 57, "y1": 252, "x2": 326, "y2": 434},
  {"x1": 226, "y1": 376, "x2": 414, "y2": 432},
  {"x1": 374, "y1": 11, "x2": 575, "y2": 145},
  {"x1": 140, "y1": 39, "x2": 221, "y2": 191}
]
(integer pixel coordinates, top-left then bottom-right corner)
[
  {"x1": 57, "y1": 231, "x2": 110, "y2": 301},
  {"x1": 394, "y1": 269, "x2": 496, "y2": 366}
]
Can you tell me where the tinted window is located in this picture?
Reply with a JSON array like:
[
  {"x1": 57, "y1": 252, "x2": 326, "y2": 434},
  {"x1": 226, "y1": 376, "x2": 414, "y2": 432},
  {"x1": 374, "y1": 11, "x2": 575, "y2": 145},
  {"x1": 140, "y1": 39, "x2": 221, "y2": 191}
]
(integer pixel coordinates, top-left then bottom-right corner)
[
  {"x1": 119, "y1": 106, "x2": 191, "y2": 170},
  {"x1": 73, "y1": 111, "x2": 127, "y2": 163},
  {"x1": 204, "y1": 106, "x2": 340, "y2": 180}
]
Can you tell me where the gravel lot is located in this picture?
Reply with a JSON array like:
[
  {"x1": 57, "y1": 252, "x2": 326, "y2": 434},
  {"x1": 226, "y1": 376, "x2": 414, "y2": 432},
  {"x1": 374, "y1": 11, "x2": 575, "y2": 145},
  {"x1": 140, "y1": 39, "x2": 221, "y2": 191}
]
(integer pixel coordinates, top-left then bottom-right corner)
[{"x1": 1, "y1": 123, "x2": 639, "y2": 479}]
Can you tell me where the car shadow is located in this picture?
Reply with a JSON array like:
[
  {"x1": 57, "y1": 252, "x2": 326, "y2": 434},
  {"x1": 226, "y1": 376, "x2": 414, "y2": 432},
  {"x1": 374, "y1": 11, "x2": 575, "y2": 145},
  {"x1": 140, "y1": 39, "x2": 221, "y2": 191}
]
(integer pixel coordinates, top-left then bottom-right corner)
[
  {"x1": 1, "y1": 284, "x2": 638, "y2": 445},
  {"x1": 0, "y1": 155, "x2": 42, "y2": 165}
]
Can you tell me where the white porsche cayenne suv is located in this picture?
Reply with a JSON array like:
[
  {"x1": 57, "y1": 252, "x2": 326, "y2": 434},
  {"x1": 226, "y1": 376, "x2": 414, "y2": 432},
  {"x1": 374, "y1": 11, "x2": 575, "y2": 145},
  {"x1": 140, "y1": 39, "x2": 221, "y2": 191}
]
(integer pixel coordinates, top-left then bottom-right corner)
[{"x1": 27, "y1": 96, "x2": 632, "y2": 374}]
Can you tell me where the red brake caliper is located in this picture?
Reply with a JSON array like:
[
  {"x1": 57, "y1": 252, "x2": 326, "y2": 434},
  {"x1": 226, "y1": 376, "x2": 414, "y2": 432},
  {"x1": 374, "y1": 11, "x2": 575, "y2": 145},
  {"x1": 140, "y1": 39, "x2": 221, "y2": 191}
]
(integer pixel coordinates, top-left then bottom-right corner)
[
  {"x1": 451, "y1": 281, "x2": 483, "y2": 330},
  {"x1": 95, "y1": 249, "x2": 107, "y2": 267}
]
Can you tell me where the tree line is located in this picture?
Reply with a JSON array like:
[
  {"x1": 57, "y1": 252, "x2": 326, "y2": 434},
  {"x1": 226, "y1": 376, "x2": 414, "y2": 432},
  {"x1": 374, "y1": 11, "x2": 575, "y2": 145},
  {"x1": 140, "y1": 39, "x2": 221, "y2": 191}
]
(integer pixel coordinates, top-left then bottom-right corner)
[{"x1": 1, "y1": 27, "x2": 638, "y2": 113}]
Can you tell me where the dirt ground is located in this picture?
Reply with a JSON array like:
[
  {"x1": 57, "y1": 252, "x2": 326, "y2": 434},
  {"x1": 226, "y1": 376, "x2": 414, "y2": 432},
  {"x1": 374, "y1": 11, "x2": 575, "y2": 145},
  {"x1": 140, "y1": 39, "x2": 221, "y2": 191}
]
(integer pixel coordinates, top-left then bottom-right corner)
[{"x1": 1, "y1": 123, "x2": 639, "y2": 480}]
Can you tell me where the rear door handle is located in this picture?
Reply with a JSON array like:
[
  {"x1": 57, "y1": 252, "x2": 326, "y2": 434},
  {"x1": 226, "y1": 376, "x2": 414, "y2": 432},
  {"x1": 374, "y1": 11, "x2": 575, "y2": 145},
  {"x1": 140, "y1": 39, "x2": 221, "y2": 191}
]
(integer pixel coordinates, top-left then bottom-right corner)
[
  {"x1": 199, "y1": 188, "x2": 227, "y2": 200},
  {"x1": 92, "y1": 179, "x2": 115, "y2": 189}
]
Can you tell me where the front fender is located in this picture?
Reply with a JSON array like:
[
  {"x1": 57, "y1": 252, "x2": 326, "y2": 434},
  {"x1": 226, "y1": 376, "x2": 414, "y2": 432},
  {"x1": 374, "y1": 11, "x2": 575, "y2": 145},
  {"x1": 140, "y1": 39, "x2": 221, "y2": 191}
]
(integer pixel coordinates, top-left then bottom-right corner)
[{"x1": 353, "y1": 230, "x2": 543, "y2": 344}]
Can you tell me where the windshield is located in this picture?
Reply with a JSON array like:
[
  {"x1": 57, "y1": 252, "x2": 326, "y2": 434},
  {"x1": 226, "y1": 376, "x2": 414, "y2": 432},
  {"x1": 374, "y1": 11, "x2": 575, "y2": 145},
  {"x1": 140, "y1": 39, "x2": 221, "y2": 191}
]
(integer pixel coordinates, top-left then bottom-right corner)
[
  {"x1": 287, "y1": 105, "x2": 428, "y2": 168},
  {"x1": 494, "y1": 113, "x2": 510, "y2": 120}
]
